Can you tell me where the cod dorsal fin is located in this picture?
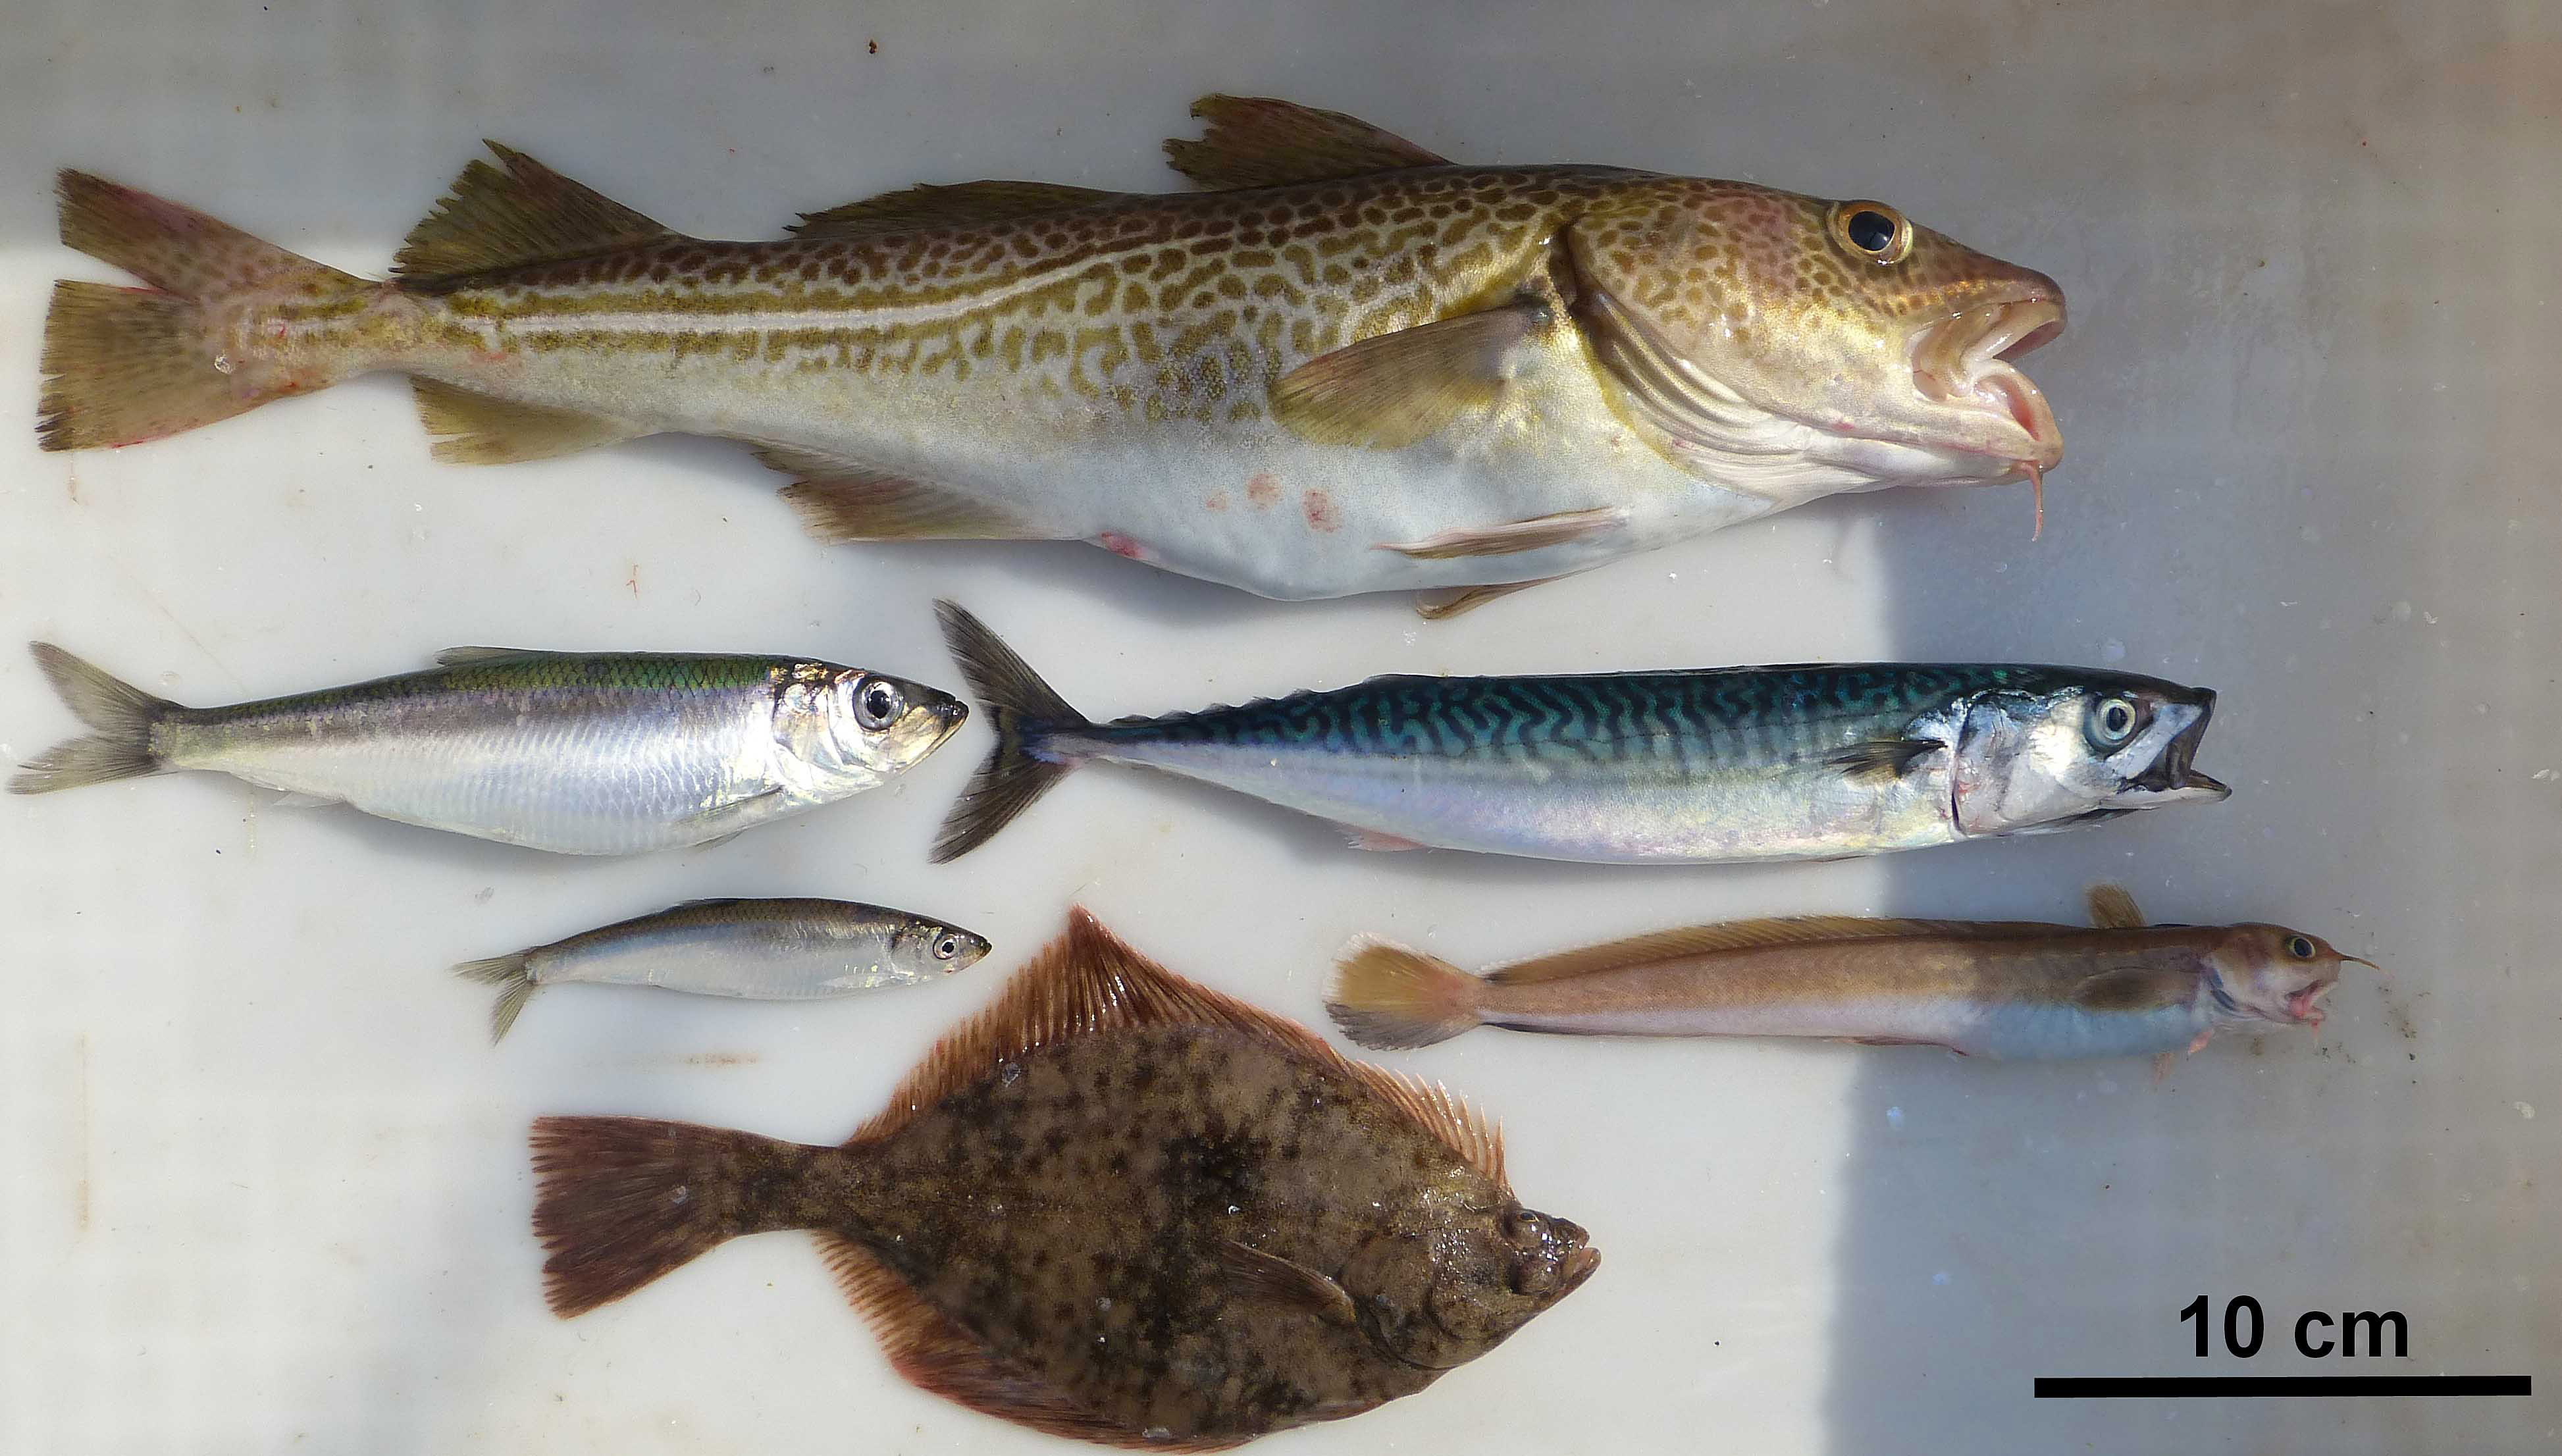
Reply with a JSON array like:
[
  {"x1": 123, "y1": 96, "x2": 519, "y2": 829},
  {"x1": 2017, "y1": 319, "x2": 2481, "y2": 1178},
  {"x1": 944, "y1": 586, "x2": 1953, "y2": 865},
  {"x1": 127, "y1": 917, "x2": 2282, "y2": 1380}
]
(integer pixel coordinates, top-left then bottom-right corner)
[
  {"x1": 1486, "y1": 916, "x2": 2060, "y2": 985},
  {"x1": 2086, "y1": 883, "x2": 2148, "y2": 929},
  {"x1": 1164, "y1": 94, "x2": 1450, "y2": 190},
  {"x1": 851, "y1": 908, "x2": 1505, "y2": 1188},
  {"x1": 396, "y1": 143, "x2": 681, "y2": 283},
  {"x1": 792, "y1": 180, "x2": 1126, "y2": 236}
]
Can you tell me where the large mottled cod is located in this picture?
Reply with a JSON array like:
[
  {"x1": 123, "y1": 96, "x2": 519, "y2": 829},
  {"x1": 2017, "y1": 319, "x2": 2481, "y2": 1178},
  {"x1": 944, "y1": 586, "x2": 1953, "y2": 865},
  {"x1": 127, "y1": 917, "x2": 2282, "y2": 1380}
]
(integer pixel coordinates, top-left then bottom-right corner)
[{"x1": 39, "y1": 95, "x2": 2066, "y2": 613}]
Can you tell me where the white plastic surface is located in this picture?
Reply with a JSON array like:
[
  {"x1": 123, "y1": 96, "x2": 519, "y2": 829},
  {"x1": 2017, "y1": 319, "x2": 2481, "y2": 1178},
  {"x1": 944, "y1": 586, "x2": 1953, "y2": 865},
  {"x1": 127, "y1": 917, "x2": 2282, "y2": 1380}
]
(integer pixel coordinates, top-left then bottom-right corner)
[{"x1": 2, "y1": 3, "x2": 2555, "y2": 1452}]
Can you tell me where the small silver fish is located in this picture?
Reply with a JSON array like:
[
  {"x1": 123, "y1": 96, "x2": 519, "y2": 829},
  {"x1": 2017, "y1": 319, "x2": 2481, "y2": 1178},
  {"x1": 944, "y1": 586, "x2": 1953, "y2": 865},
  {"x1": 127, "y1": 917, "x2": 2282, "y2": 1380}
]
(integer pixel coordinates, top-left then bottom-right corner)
[
  {"x1": 456, "y1": 897, "x2": 991, "y2": 1041},
  {"x1": 9, "y1": 642, "x2": 962, "y2": 854},
  {"x1": 1328, "y1": 885, "x2": 2366, "y2": 1064}
]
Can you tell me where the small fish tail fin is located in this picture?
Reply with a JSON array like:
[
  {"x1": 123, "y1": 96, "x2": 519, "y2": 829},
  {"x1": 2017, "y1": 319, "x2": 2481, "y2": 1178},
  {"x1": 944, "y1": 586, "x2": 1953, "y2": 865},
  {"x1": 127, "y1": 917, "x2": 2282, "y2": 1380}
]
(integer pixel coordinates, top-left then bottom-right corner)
[
  {"x1": 42, "y1": 170, "x2": 371, "y2": 451},
  {"x1": 530, "y1": 1116, "x2": 823, "y2": 1317},
  {"x1": 1326, "y1": 938, "x2": 1485, "y2": 1049},
  {"x1": 453, "y1": 954, "x2": 539, "y2": 1043},
  {"x1": 929, "y1": 600, "x2": 1093, "y2": 863},
  {"x1": 9, "y1": 643, "x2": 175, "y2": 794}
]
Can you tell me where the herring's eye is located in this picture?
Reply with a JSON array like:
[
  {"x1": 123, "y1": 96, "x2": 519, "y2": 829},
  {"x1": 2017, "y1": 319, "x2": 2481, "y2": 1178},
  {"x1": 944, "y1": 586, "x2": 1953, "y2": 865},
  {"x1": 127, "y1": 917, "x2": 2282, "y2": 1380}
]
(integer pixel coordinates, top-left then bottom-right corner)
[
  {"x1": 2286, "y1": 935, "x2": 2316, "y2": 960},
  {"x1": 933, "y1": 933, "x2": 961, "y2": 960},
  {"x1": 2090, "y1": 696, "x2": 2138, "y2": 745},
  {"x1": 1832, "y1": 201, "x2": 1910, "y2": 263},
  {"x1": 853, "y1": 677, "x2": 904, "y2": 729}
]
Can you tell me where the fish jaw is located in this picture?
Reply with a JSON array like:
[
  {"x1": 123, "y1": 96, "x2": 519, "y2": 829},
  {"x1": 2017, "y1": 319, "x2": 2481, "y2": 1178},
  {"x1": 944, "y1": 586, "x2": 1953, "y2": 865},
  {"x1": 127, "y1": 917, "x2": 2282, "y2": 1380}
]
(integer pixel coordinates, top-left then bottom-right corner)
[{"x1": 1907, "y1": 293, "x2": 2068, "y2": 477}]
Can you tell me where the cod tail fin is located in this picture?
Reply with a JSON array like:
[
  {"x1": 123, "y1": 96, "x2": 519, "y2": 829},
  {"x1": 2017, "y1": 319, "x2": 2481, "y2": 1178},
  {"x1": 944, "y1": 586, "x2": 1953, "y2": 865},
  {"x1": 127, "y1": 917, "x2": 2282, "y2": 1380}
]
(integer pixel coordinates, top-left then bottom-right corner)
[
  {"x1": 1326, "y1": 938, "x2": 1487, "y2": 1049},
  {"x1": 41, "y1": 170, "x2": 371, "y2": 451},
  {"x1": 529, "y1": 1116, "x2": 823, "y2": 1317},
  {"x1": 929, "y1": 600, "x2": 1095, "y2": 864},
  {"x1": 9, "y1": 642, "x2": 177, "y2": 794}
]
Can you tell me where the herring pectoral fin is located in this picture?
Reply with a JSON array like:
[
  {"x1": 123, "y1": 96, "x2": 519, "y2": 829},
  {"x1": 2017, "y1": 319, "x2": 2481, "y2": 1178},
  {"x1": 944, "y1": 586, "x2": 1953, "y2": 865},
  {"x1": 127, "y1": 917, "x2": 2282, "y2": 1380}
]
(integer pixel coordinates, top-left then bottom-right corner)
[
  {"x1": 1338, "y1": 824, "x2": 1425, "y2": 852},
  {"x1": 2072, "y1": 968, "x2": 2198, "y2": 1014},
  {"x1": 1164, "y1": 94, "x2": 1449, "y2": 189},
  {"x1": 1825, "y1": 738, "x2": 1944, "y2": 786},
  {"x1": 396, "y1": 143, "x2": 679, "y2": 282},
  {"x1": 1381, "y1": 507, "x2": 1627, "y2": 561},
  {"x1": 675, "y1": 788, "x2": 785, "y2": 845},
  {"x1": 793, "y1": 180, "x2": 1125, "y2": 236},
  {"x1": 2085, "y1": 883, "x2": 2148, "y2": 929},
  {"x1": 412, "y1": 378, "x2": 642, "y2": 464},
  {"x1": 1215, "y1": 1240, "x2": 1359, "y2": 1328},
  {"x1": 1414, "y1": 578, "x2": 1559, "y2": 621},
  {"x1": 1271, "y1": 301, "x2": 1546, "y2": 450},
  {"x1": 762, "y1": 447, "x2": 1040, "y2": 542},
  {"x1": 270, "y1": 791, "x2": 340, "y2": 810}
]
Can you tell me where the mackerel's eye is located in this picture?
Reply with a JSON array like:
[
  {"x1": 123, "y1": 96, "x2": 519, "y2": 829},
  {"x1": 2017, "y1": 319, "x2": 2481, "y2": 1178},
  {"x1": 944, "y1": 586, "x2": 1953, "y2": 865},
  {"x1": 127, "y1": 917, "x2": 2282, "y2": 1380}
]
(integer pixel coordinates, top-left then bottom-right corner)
[
  {"x1": 1831, "y1": 201, "x2": 1912, "y2": 263},
  {"x1": 2089, "y1": 696, "x2": 2138, "y2": 746},
  {"x1": 853, "y1": 677, "x2": 904, "y2": 730},
  {"x1": 933, "y1": 933, "x2": 961, "y2": 960},
  {"x1": 2286, "y1": 935, "x2": 2316, "y2": 960}
]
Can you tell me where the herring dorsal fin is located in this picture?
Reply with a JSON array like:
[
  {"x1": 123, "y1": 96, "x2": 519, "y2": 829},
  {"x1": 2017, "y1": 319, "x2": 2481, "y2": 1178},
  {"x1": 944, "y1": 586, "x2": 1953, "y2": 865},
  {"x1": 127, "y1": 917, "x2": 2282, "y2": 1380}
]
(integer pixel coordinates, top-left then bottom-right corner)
[
  {"x1": 396, "y1": 143, "x2": 681, "y2": 283},
  {"x1": 434, "y1": 645, "x2": 569, "y2": 665},
  {"x1": 2086, "y1": 883, "x2": 2148, "y2": 929},
  {"x1": 1164, "y1": 94, "x2": 1450, "y2": 190},
  {"x1": 792, "y1": 180, "x2": 1126, "y2": 237},
  {"x1": 852, "y1": 909, "x2": 1505, "y2": 1187},
  {"x1": 1485, "y1": 916, "x2": 2063, "y2": 985}
]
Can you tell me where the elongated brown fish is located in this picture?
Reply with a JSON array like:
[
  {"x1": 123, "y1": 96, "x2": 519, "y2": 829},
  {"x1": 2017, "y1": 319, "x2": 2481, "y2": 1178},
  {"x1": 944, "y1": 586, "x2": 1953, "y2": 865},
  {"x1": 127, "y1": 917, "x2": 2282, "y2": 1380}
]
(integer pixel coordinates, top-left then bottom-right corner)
[
  {"x1": 41, "y1": 95, "x2": 2063, "y2": 610},
  {"x1": 1329, "y1": 886, "x2": 2364, "y2": 1062},
  {"x1": 531, "y1": 910, "x2": 1596, "y2": 1449}
]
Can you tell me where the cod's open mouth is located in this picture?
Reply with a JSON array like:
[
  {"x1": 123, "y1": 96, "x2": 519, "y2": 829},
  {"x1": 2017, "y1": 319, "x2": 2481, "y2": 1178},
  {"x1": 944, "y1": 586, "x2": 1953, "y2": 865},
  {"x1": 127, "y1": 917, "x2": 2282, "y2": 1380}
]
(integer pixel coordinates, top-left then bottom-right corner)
[{"x1": 1913, "y1": 296, "x2": 2067, "y2": 470}]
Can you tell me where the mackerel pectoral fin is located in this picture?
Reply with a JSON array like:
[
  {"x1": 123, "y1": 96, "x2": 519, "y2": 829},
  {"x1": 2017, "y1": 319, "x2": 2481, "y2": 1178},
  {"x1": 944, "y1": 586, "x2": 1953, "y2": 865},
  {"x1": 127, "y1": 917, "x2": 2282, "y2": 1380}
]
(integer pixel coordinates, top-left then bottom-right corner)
[
  {"x1": 1415, "y1": 578, "x2": 1560, "y2": 621},
  {"x1": 2085, "y1": 883, "x2": 2148, "y2": 929},
  {"x1": 1272, "y1": 299, "x2": 1548, "y2": 450},
  {"x1": 1825, "y1": 737, "x2": 1945, "y2": 786},
  {"x1": 1165, "y1": 94, "x2": 1450, "y2": 189},
  {"x1": 396, "y1": 143, "x2": 681, "y2": 284},
  {"x1": 412, "y1": 378, "x2": 644, "y2": 464},
  {"x1": 792, "y1": 180, "x2": 1126, "y2": 236},
  {"x1": 760, "y1": 446, "x2": 1041, "y2": 541},
  {"x1": 1381, "y1": 507, "x2": 1628, "y2": 561}
]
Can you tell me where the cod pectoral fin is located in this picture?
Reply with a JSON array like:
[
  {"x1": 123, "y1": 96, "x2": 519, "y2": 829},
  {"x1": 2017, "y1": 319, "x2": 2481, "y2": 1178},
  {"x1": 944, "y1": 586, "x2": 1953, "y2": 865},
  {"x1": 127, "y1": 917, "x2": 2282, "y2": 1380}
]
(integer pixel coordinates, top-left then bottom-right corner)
[
  {"x1": 759, "y1": 446, "x2": 1043, "y2": 541},
  {"x1": 793, "y1": 180, "x2": 1128, "y2": 236},
  {"x1": 1381, "y1": 507, "x2": 1628, "y2": 561},
  {"x1": 396, "y1": 143, "x2": 681, "y2": 283},
  {"x1": 1164, "y1": 94, "x2": 1449, "y2": 190},
  {"x1": 1272, "y1": 299, "x2": 1548, "y2": 450},
  {"x1": 1215, "y1": 1241, "x2": 1359, "y2": 1328},
  {"x1": 412, "y1": 378, "x2": 644, "y2": 464}
]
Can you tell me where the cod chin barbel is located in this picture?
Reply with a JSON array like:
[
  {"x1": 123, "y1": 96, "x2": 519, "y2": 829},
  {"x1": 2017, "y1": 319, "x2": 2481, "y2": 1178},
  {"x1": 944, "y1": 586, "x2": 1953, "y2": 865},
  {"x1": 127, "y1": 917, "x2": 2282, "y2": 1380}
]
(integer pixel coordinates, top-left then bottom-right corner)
[
  {"x1": 39, "y1": 95, "x2": 2063, "y2": 613},
  {"x1": 929, "y1": 602, "x2": 2229, "y2": 866}
]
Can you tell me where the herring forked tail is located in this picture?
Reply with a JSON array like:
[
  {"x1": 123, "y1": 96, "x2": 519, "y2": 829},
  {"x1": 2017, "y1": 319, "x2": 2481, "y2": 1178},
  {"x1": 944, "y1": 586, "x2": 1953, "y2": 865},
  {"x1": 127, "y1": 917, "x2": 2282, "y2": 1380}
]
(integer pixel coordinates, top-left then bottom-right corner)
[
  {"x1": 41, "y1": 170, "x2": 370, "y2": 452},
  {"x1": 9, "y1": 643, "x2": 177, "y2": 794},
  {"x1": 929, "y1": 600, "x2": 1095, "y2": 864}
]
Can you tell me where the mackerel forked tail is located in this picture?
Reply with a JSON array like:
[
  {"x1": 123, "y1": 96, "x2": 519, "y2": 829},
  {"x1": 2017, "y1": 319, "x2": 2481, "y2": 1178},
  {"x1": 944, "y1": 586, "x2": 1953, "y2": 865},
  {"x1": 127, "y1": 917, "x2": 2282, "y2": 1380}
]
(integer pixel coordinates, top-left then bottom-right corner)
[
  {"x1": 929, "y1": 600, "x2": 1094, "y2": 863},
  {"x1": 9, "y1": 643, "x2": 177, "y2": 794},
  {"x1": 40, "y1": 171, "x2": 370, "y2": 451}
]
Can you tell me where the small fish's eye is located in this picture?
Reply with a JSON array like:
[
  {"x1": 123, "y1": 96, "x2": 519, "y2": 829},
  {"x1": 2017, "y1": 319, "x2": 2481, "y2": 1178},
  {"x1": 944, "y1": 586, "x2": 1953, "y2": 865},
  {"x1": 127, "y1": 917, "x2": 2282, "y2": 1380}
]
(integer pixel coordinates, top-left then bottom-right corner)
[
  {"x1": 853, "y1": 677, "x2": 904, "y2": 729},
  {"x1": 2286, "y1": 935, "x2": 2316, "y2": 960},
  {"x1": 1831, "y1": 201, "x2": 1911, "y2": 263},
  {"x1": 2089, "y1": 696, "x2": 2139, "y2": 746},
  {"x1": 933, "y1": 934, "x2": 960, "y2": 960}
]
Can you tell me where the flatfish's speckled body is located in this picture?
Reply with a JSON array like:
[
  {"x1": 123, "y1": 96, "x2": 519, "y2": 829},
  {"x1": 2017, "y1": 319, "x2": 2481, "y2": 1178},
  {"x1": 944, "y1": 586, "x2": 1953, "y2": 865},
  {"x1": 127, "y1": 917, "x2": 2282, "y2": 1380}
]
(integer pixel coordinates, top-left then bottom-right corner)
[
  {"x1": 529, "y1": 910, "x2": 1597, "y2": 1449},
  {"x1": 41, "y1": 96, "x2": 2065, "y2": 608}
]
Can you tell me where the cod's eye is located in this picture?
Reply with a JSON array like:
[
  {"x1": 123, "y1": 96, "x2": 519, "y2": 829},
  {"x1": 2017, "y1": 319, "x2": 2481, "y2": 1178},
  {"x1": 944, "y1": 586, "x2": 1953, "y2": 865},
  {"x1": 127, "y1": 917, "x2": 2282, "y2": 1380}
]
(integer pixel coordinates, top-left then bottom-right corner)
[
  {"x1": 854, "y1": 677, "x2": 904, "y2": 729},
  {"x1": 1831, "y1": 201, "x2": 1912, "y2": 263},
  {"x1": 2286, "y1": 935, "x2": 2316, "y2": 960},
  {"x1": 2089, "y1": 695, "x2": 2139, "y2": 746}
]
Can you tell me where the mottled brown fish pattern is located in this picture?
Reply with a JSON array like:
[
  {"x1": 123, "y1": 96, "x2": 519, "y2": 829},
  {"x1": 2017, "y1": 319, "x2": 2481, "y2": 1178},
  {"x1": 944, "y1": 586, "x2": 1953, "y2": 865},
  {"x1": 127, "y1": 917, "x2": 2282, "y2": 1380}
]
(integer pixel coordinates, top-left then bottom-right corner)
[{"x1": 530, "y1": 909, "x2": 1596, "y2": 1449}]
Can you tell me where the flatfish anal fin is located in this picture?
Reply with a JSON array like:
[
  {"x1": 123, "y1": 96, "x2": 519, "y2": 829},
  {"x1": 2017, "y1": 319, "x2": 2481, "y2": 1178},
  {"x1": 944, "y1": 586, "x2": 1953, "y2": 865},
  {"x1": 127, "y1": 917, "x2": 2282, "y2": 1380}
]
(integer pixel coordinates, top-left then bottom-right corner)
[
  {"x1": 395, "y1": 142, "x2": 682, "y2": 284},
  {"x1": 1380, "y1": 507, "x2": 1628, "y2": 561},
  {"x1": 1215, "y1": 1240, "x2": 1359, "y2": 1328},
  {"x1": 1272, "y1": 299, "x2": 1548, "y2": 450},
  {"x1": 2085, "y1": 883, "x2": 2148, "y2": 929},
  {"x1": 793, "y1": 180, "x2": 1127, "y2": 236},
  {"x1": 412, "y1": 378, "x2": 643, "y2": 464},
  {"x1": 1824, "y1": 737, "x2": 1944, "y2": 787},
  {"x1": 1414, "y1": 578, "x2": 1558, "y2": 621},
  {"x1": 2071, "y1": 967, "x2": 2198, "y2": 1014},
  {"x1": 760, "y1": 445, "x2": 1043, "y2": 542},
  {"x1": 1164, "y1": 94, "x2": 1450, "y2": 190},
  {"x1": 847, "y1": 908, "x2": 1508, "y2": 1189},
  {"x1": 812, "y1": 1233, "x2": 1168, "y2": 1450}
]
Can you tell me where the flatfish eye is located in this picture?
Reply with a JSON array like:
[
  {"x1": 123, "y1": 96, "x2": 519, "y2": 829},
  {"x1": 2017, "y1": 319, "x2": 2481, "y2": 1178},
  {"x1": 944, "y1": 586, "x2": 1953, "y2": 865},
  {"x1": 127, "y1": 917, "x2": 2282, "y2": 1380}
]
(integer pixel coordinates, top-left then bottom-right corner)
[
  {"x1": 1829, "y1": 201, "x2": 1912, "y2": 263},
  {"x1": 853, "y1": 677, "x2": 906, "y2": 729}
]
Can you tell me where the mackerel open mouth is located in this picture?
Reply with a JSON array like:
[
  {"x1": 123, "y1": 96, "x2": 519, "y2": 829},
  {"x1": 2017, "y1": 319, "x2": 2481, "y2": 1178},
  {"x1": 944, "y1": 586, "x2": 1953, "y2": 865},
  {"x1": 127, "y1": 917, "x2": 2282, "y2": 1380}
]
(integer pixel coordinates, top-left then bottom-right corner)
[
  {"x1": 2131, "y1": 697, "x2": 2230, "y2": 800},
  {"x1": 1912, "y1": 296, "x2": 2067, "y2": 469}
]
